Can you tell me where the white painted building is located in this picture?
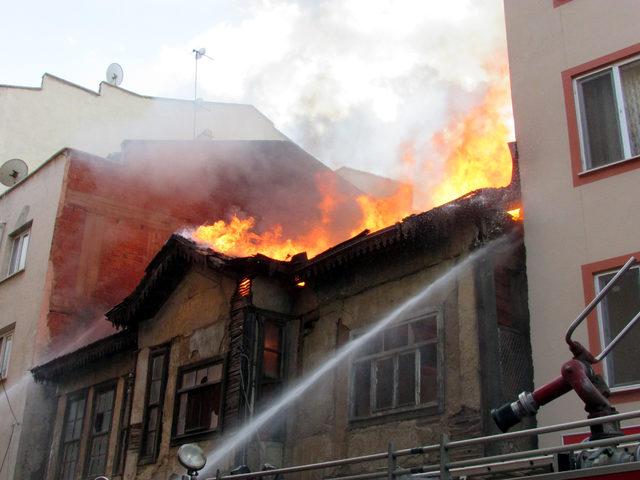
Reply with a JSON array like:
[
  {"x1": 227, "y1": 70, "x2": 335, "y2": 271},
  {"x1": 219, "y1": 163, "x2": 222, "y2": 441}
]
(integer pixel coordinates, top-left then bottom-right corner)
[{"x1": 0, "y1": 74, "x2": 287, "y2": 192}]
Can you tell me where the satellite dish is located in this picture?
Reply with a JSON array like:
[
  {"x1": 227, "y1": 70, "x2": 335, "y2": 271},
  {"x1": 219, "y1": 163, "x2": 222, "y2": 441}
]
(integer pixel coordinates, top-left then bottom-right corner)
[
  {"x1": 0, "y1": 159, "x2": 28, "y2": 187},
  {"x1": 106, "y1": 63, "x2": 124, "y2": 86}
]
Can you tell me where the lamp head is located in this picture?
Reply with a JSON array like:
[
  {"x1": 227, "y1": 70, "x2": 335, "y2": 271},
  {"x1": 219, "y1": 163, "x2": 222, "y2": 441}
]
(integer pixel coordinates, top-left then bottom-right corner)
[{"x1": 177, "y1": 443, "x2": 207, "y2": 473}]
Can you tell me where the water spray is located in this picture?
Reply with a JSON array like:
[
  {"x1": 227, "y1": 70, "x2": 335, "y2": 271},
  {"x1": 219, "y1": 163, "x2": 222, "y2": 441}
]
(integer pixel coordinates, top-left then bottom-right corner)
[{"x1": 491, "y1": 256, "x2": 640, "y2": 440}]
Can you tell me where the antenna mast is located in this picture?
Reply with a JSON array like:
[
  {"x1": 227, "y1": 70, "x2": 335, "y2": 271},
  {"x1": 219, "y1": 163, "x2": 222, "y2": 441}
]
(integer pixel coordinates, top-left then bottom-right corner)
[{"x1": 192, "y1": 48, "x2": 213, "y2": 139}]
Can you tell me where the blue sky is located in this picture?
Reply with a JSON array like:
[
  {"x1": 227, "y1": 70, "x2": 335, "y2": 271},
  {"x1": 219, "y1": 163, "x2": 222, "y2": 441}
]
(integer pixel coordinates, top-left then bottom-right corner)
[{"x1": 1, "y1": 0, "x2": 508, "y2": 177}]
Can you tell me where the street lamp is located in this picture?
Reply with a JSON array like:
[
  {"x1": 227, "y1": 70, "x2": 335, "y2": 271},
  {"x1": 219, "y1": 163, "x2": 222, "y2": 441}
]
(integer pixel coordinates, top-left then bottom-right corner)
[{"x1": 178, "y1": 443, "x2": 207, "y2": 480}]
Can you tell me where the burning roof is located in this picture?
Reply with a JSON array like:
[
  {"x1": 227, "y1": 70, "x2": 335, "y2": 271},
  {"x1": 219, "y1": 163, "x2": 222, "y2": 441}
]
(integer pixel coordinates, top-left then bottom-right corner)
[{"x1": 106, "y1": 178, "x2": 520, "y2": 329}]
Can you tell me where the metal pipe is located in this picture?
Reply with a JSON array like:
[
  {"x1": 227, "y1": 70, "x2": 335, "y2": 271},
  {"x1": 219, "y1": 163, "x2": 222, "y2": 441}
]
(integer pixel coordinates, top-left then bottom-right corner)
[
  {"x1": 218, "y1": 452, "x2": 390, "y2": 480},
  {"x1": 565, "y1": 256, "x2": 636, "y2": 345},
  {"x1": 324, "y1": 470, "x2": 390, "y2": 480},
  {"x1": 447, "y1": 408, "x2": 640, "y2": 449},
  {"x1": 596, "y1": 308, "x2": 640, "y2": 362},
  {"x1": 414, "y1": 455, "x2": 553, "y2": 478},
  {"x1": 447, "y1": 433, "x2": 640, "y2": 469}
]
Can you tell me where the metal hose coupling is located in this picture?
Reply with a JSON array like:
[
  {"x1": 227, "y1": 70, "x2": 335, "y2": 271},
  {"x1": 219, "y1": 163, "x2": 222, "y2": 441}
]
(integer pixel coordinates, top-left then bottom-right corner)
[{"x1": 491, "y1": 391, "x2": 539, "y2": 432}]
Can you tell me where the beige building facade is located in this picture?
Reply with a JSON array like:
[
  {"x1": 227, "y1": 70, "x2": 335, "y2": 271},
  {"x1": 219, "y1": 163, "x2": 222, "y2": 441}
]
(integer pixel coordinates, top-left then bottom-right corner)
[
  {"x1": 504, "y1": 0, "x2": 640, "y2": 445},
  {"x1": 0, "y1": 74, "x2": 287, "y2": 193}
]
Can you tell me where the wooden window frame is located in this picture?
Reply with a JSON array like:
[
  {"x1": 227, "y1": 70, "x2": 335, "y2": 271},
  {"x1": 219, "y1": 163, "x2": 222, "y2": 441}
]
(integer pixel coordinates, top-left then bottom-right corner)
[
  {"x1": 254, "y1": 314, "x2": 287, "y2": 443},
  {"x1": 581, "y1": 252, "x2": 640, "y2": 403},
  {"x1": 113, "y1": 372, "x2": 135, "y2": 476},
  {"x1": 171, "y1": 356, "x2": 226, "y2": 444},
  {"x1": 562, "y1": 43, "x2": 640, "y2": 186},
  {"x1": 348, "y1": 310, "x2": 444, "y2": 422},
  {"x1": 84, "y1": 380, "x2": 117, "y2": 478},
  {"x1": 56, "y1": 389, "x2": 88, "y2": 480},
  {"x1": 139, "y1": 344, "x2": 170, "y2": 465}
]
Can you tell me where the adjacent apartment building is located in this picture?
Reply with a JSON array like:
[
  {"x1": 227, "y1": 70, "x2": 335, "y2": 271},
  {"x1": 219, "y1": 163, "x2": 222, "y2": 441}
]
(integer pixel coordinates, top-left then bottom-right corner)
[
  {"x1": 504, "y1": 0, "x2": 640, "y2": 445},
  {"x1": 0, "y1": 74, "x2": 287, "y2": 193}
]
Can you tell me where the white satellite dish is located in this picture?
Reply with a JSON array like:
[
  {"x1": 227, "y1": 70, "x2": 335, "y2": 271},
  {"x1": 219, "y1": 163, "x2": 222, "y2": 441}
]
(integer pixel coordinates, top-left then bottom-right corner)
[
  {"x1": 106, "y1": 63, "x2": 124, "y2": 86},
  {"x1": 0, "y1": 159, "x2": 28, "y2": 187}
]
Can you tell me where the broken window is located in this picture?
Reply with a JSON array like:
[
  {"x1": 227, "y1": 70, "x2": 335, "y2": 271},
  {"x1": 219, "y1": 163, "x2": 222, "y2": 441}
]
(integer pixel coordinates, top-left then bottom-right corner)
[
  {"x1": 140, "y1": 345, "x2": 170, "y2": 464},
  {"x1": 85, "y1": 384, "x2": 116, "y2": 477},
  {"x1": 350, "y1": 312, "x2": 440, "y2": 419},
  {"x1": 596, "y1": 266, "x2": 640, "y2": 388},
  {"x1": 173, "y1": 359, "x2": 224, "y2": 438},
  {"x1": 58, "y1": 392, "x2": 87, "y2": 480}
]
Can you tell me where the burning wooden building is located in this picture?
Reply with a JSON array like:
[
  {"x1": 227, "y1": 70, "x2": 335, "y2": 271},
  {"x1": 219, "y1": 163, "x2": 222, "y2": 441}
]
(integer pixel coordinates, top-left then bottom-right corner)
[{"x1": 32, "y1": 173, "x2": 532, "y2": 480}]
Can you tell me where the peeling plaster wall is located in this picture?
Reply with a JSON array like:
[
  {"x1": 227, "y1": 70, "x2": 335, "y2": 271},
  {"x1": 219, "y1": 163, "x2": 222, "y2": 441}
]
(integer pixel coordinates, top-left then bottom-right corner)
[
  {"x1": 129, "y1": 269, "x2": 237, "y2": 480},
  {"x1": 286, "y1": 228, "x2": 486, "y2": 474},
  {"x1": 43, "y1": 350, "x2": 137, "y2": 480}
]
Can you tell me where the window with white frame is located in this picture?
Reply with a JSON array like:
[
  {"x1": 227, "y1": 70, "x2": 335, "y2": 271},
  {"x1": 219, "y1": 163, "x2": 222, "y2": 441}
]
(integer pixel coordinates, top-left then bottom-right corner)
[
  {"x1": 0, "y1": 327, "x2": 13, "y2": 379},
  {"x1": 595, "y1": 265, "x2": 640, "y2": 389},
  {"x1": 575, "y1": 56, "x2": 640, "y2": 171},
  {"x1": 350, "y1": 312, "x2": 441, "y2": 420},
  {"x1": 7, "y1": 227, "x2": 30, "y2": 276}
]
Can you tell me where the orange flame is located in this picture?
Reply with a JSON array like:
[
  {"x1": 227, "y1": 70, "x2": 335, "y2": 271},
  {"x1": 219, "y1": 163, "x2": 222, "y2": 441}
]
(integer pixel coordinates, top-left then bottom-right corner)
[
  {"x1": 426, "y1": 62, "x2": 514, "y2": 207},
  {"x1": 187, "y1": 59, "x2": 515, "y2": 261},
  {"x1": 350, "y1": 184, "x2": 413, "y2": 236},
  {"x1": 507, "y1": 207, "x2": 522, "y2": 221}
]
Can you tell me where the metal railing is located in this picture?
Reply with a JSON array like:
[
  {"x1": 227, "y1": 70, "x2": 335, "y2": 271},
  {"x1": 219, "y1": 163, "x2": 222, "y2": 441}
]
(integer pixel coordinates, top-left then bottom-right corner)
[{"x1": 213, "y1": 409, "x2": 640, "y2": 480}]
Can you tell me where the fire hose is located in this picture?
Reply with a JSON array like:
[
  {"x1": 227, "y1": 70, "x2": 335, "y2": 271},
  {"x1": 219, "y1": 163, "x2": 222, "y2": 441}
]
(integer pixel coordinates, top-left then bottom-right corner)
[{"x1": 492, "y1": 256, "x2": 640, "y2": 440}]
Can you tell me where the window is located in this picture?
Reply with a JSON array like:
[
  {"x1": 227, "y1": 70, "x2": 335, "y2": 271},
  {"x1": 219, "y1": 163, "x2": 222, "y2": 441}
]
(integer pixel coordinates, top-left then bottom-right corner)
[
  {"x1": 113, "y1": 373, "x2": 134, "y2": 475},
  {"x1": 140, "y1": 345, "x2": 170, "y2": 463},
  {"x1": 173, "y1": 359, "x2": 223, "y2": 439},
  {"x1": 575, "y1": 56, "x2": 640, "y2": 171},
  {"x1": 595, "y1": 265, "x2": 640, "y2": 389},
  {"x1": 257, "y1": 319, "x2": 285, "y2": 443},
  {"x1": 7, "y1": 227, "x2": 30, "y2": 276},
  {"x1": 0, "y1": 327, "x2": 13, "y2": 379},
  {"x1": 85, "y1": 384, "x2": 116, "y2": 477},
  {"x1": 58, "y1": 392, "x2": 87, "y2": 480},
  {"x1": 350, "y1": 312, "x2": 441, "y2": 419}
]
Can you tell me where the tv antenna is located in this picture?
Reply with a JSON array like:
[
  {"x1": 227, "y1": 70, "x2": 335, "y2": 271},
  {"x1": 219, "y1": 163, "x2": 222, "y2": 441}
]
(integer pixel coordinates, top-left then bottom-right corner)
[
  {"x1": 0, "y1": 159, "x2": 29, "y2": 187},
  {"x1": 192, "y1": 48, "x2": 214, "y2": 139},
  {"x1": 106, "y1": 63, "x2": 124, "y2": 86}
]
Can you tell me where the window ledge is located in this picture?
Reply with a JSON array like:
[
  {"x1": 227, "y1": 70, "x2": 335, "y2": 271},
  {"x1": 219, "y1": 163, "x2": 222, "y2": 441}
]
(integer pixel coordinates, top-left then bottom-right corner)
[
  {"x1": 170, "y1": 428, "x2": 221, "y2": 447},
  {"x1": 0, "y1": 268, "x2": 25, "y2": 285},
  {"x1": 576, "y1": 154, "x2": 640, "y2": 185},
  {"x1": 349, "y1": 403, "x2": 440, "y2": 429}
]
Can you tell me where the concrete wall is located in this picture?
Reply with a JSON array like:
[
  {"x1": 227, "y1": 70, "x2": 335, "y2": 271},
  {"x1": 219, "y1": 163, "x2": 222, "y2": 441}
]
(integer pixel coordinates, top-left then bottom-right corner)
[
  {"x1": 0, "y1": 154, "x2": 67, "y2": 480},
  {"x1": 0, "y1": 74, "x2": 287, "y2": 193},
  {"x1": 504, "y1": 0, "x2": 640, "y2": 445}
]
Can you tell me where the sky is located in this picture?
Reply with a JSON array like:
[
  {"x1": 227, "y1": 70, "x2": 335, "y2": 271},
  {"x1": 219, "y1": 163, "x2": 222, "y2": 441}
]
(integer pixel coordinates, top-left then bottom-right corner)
[{"x1": 0, "y1": 0, "x2": 509, "y2": 177}]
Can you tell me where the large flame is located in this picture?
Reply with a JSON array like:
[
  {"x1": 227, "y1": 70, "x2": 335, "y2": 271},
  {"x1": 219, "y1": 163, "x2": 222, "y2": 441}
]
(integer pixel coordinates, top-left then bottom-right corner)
[
  {"x1": 188, "y1": 61, "x2": 514, "y2": 261},
  {"x1": 426, "y1": 62, "x2": 514, "y2": 207}
]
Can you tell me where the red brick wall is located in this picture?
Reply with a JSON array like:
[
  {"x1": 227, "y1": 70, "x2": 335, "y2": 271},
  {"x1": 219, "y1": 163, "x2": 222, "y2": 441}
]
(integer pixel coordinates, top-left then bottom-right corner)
[{"x1": 44, "y1": 141, "x2": 363, "y2": 356}]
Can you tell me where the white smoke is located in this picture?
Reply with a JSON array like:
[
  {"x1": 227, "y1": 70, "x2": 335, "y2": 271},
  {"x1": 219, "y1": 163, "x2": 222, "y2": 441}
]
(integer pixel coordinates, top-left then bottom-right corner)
[{"x1": 126, "y1": 0, "x2": 507, "y2": 177}]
